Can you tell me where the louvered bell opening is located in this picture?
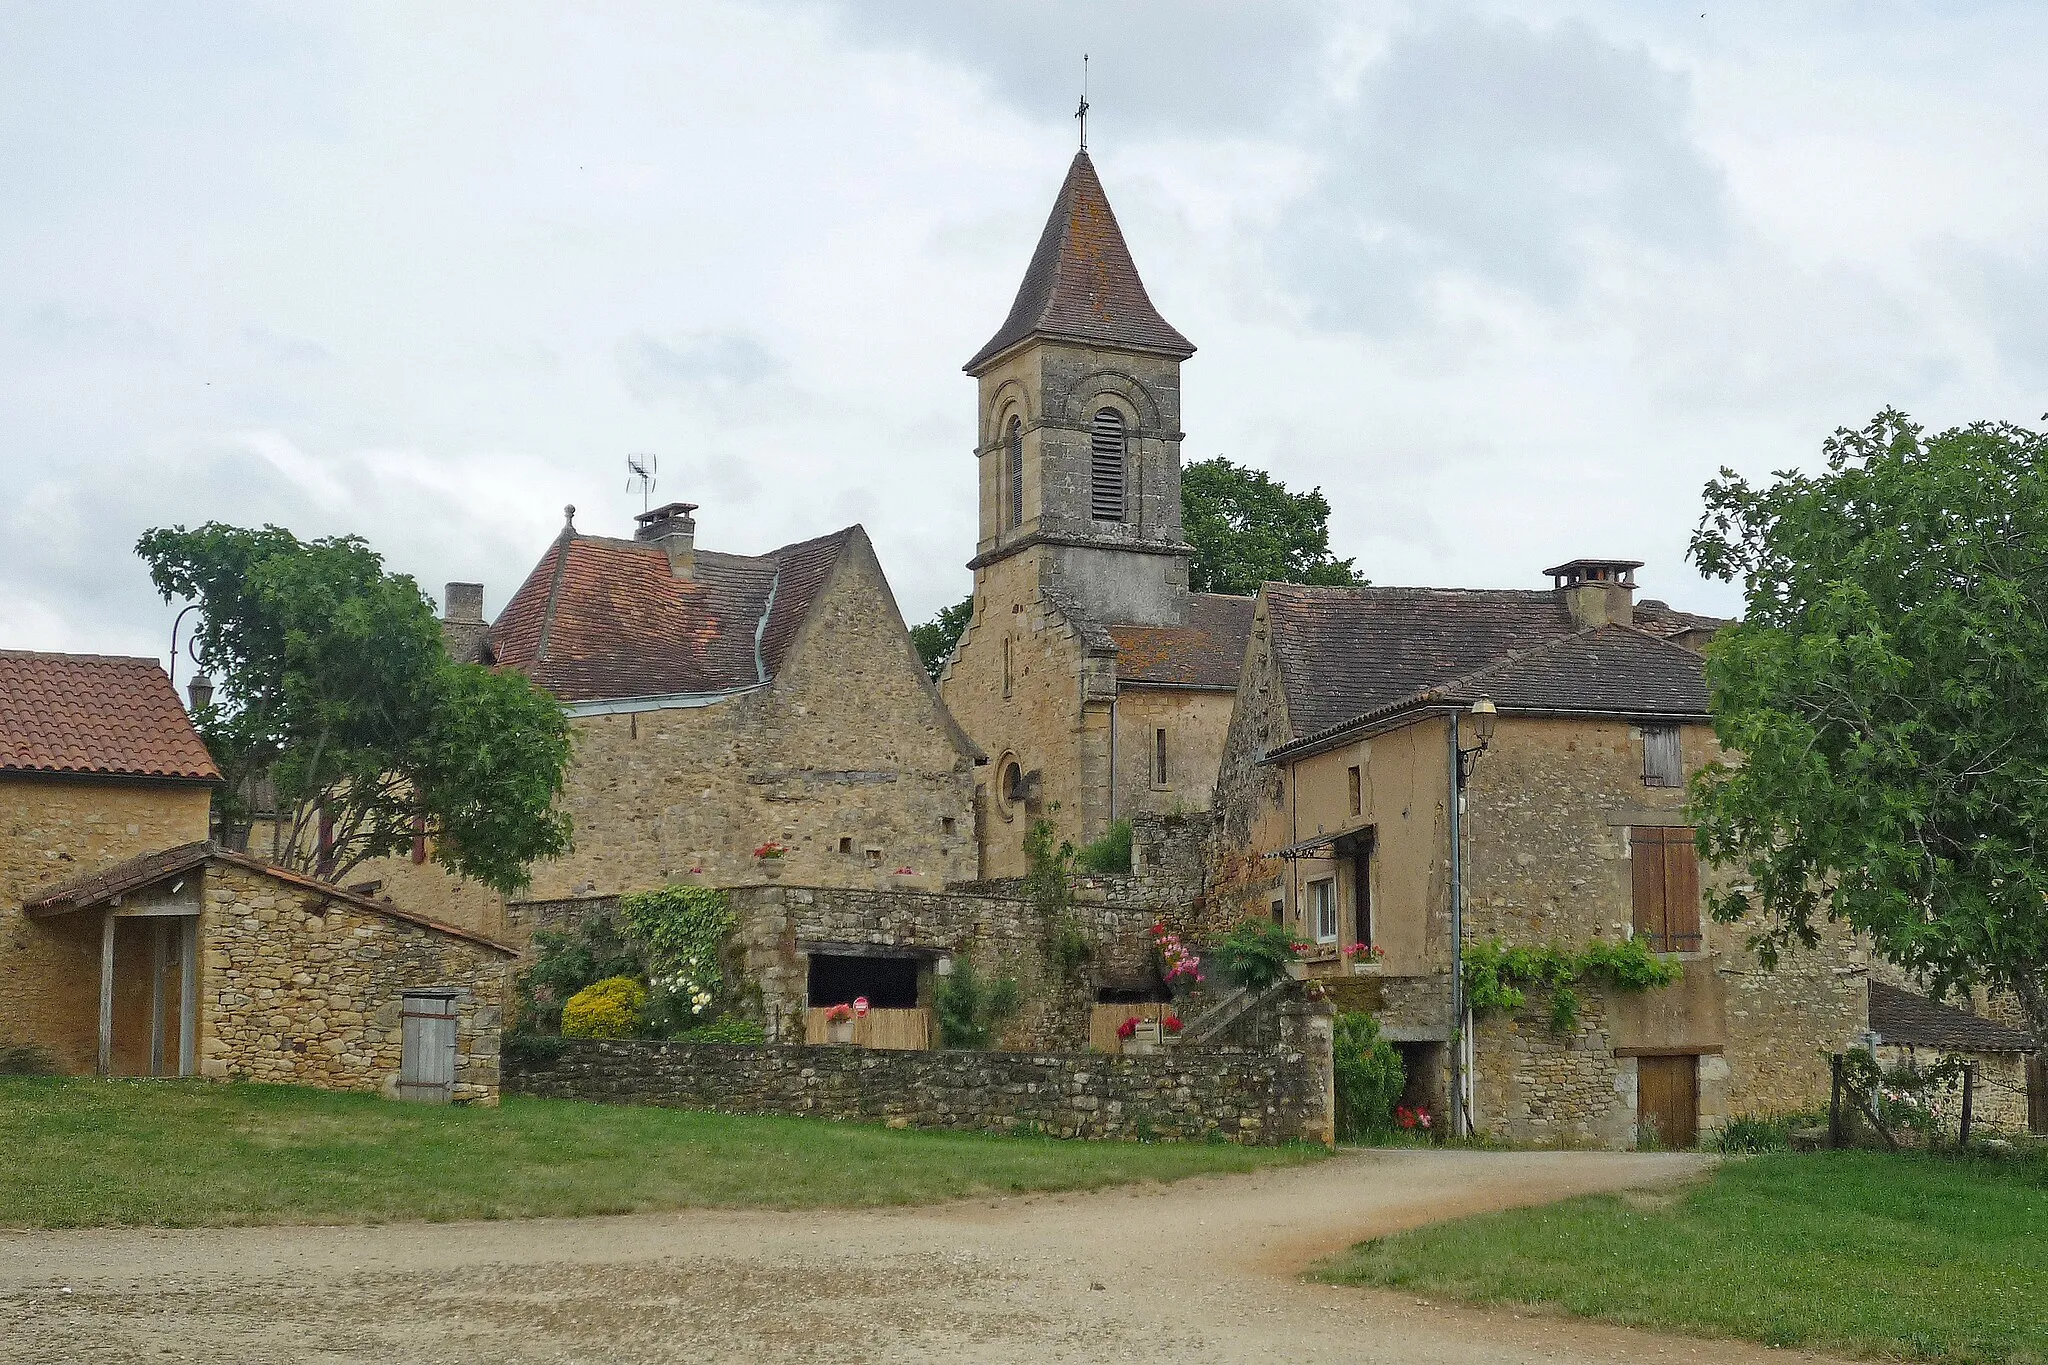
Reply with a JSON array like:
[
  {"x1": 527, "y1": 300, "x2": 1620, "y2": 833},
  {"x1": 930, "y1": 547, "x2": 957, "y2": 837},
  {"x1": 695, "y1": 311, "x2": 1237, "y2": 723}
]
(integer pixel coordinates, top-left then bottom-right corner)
[
  {"x1": 1007, "y1": 418, "x2": 1024, "y2": 529},
  {"x1": 1090, "y1": 409, "x2": 1126, "y2": 521}
]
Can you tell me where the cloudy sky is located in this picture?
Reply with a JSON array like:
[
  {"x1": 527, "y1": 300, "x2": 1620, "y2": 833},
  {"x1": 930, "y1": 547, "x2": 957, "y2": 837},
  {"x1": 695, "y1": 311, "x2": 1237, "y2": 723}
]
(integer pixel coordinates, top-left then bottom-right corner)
[{"x1": 5, "y1": 2, "x2": 2045, "y2": 667}]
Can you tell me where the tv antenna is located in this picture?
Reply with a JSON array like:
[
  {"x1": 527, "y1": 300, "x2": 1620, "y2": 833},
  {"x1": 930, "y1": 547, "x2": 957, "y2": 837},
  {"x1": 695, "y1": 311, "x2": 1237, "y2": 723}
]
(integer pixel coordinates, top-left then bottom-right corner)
[{"x1": 626, "y1": 453, "x2": 658, "y2": 512}]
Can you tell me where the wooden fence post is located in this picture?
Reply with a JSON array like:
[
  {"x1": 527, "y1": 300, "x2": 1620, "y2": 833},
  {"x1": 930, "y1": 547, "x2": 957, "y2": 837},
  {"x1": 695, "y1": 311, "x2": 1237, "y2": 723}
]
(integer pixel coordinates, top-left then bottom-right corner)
[
  {"x1": 1828, "y1": 1052, "x2": 1844, "y2": 1149},
  {"x1": 1960, "y1": 1062, "x2": 1975, "y2": 1148}
]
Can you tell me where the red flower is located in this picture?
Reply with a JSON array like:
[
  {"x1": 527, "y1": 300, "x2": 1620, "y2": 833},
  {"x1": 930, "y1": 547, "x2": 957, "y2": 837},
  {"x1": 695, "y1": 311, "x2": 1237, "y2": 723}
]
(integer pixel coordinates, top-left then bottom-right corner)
[
  {"x1": 1162, "y1": 1013, "x2": 1184, "y2": 1035},
  {"x1": 1116, "y1": 1017, "x2": 1138, "y2": 1039}
]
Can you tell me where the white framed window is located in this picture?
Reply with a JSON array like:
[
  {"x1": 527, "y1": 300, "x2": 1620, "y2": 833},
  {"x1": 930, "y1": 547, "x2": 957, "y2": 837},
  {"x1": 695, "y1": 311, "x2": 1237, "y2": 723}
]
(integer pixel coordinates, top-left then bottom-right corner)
[{"x1": 1309, "y1": 877, "x2": 1339, "y2": 944}]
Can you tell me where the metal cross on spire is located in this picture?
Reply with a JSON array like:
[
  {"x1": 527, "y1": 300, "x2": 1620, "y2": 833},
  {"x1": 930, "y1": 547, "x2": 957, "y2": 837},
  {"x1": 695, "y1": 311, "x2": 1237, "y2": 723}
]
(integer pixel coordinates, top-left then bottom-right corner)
[{"x1": 1076, "y1": 53, "x2": 1090, "y2": 151}]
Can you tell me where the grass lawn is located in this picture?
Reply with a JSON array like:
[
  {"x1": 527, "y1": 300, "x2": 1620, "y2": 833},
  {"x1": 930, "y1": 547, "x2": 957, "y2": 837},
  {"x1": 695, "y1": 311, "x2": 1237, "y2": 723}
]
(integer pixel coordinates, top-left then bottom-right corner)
[
  {"x1": 0, "y1": 1077, "x2": 1323, "y2": 1229},
  {"x1": 1319, "y1": 1149, "x2": 2048, "y2": 1364}
]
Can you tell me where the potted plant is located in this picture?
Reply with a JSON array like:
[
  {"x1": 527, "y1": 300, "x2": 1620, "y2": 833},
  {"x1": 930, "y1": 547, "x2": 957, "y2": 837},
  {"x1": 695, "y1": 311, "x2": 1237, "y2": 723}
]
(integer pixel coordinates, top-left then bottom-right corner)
[
  {"x1": 1148, "y1": 922, "x2": 1205, "y2": 996},
  {"x1": 1345, "y1": 942, "x2": 1387, "y2": 976},
  {"x1": 1117, "y1": 1016, "x2": 1162, "y2": 1056},
  {"x1": 1161, "y1": 1012, "x2": 1184, "y2": 1042},
  {"x1": 753, "y1": 840, "x2": 789, "y2": 879},
  {"x1": 823, "y1": 1002, "x2": 855, "y2": 1044}
]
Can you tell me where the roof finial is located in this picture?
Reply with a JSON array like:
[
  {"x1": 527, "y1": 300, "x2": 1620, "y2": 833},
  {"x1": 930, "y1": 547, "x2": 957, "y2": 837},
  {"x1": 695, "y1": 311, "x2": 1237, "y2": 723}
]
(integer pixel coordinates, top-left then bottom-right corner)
[
  {"x1": 563, "y1": 504, "x2": 577, "y2": 533},
  {"x1": 1076, "y1": 53, "x2": 1089, "y2": 152}
]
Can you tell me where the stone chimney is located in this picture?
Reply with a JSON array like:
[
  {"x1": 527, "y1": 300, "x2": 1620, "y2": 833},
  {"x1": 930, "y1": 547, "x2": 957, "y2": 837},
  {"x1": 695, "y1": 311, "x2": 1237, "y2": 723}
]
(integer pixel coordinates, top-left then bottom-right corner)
[
  {"x1": 1545, "y1": 558, "x2": 1641, "y2": 629},
  {"x1": 441, "y1": 582, "x2": 489, "y2": 661},
  {"x1": 634, "y1": 501, "x2": 698, "y2": 579}
]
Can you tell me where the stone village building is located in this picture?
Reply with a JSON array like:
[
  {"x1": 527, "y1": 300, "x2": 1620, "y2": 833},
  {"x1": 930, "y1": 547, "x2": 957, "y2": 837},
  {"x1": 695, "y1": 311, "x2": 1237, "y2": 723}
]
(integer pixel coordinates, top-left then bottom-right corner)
[
  {"x1": 1209, "y1": 561, "x2": 2048, "y2": 1145},
  {"x1": 1, "y1": 650, "x2": 511, "y2": 1100},
  {"x1": 363, "y1": 504, "x2": 984, "y2": 937}
]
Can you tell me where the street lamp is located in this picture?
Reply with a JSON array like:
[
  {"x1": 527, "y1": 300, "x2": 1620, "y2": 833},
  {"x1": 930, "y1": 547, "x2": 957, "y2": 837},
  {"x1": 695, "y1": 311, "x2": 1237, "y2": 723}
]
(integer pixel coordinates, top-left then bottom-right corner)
[
  {"x1": 186, "y1": 674, "x2": 214, "y2": 712},
  {"x1": 1448, "y1": 694, "x2": 1496, "y2": 1141}
]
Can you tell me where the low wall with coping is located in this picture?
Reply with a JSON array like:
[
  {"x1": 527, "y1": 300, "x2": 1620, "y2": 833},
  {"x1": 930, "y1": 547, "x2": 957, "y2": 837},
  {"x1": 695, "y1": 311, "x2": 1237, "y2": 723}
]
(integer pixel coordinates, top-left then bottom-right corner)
[{"x1": 508, "y1": 997, "x2": 1334, "y2": 1145}]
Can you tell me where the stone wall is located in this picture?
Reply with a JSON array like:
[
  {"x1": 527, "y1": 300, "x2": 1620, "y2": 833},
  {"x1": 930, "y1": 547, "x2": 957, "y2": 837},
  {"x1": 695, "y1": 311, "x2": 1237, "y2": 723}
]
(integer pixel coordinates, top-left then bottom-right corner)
[
  {"x1": 0, "y1": 774, "x2": 213, "y2": 1073},
  {"x1": 509, "y1": 999, "x2": 1332, "y2": 1146},
  {"x1": 1112, "y1": 687, "x2": 1236, "y2": 819},
  {"x1": 199, "y1": 860, "x2": 512, "y2": 1103}
]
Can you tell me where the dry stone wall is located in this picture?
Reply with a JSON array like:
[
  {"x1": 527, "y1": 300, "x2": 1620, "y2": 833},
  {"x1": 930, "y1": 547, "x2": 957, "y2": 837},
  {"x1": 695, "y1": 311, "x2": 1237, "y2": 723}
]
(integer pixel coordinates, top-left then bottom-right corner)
[{"x1": 510, "y1": 1023, "x2": 1331, "y2": 1145}]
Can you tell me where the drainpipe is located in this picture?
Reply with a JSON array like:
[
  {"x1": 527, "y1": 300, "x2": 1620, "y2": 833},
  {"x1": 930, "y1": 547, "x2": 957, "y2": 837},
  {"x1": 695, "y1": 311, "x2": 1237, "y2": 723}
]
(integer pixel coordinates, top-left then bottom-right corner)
[
  {"x1": 1108, "y1": 693, "x2": 1118, "y2": 825},
  {"x1": 1447, "y1": 713, "x2": 1467, "y2": 1138}
]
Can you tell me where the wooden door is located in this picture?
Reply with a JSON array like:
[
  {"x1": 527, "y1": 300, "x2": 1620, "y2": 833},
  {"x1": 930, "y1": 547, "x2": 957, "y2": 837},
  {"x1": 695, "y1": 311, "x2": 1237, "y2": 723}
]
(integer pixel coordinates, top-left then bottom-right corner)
[
  {"x1": 399, "y1": 991, "x2": 459, "y2": 1103},
  {"x1": 1637, "y1": 1054, "x2": 1698, "y2": 1149}
]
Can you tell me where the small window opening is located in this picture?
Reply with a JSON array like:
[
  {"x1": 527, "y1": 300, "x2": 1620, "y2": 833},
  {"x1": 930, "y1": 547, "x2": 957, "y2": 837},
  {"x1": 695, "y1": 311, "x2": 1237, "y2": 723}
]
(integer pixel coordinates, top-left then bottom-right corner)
[
  {"x1": 1090, "y1": 408, "x2": 1126, "y2": 521},
  {"x1": 838, "y1": 837, "x2": 853, "y2": 855},
  {"x1": 1002, "y1": 637, "x2": 1013, "y2": 698},
  {"x1": 1270, "y1": 898, "x2": 1285, "y2": 927},
  {"x1": 1643, "y1": 725, "x2": 1683, "y2": 787},
  {"x1": 864, "y1": 847, "x2": 883, "y2": 868},
  {"x1": 1347, "y1": 765, "x2": 1362, "y2": 817},
  {"x1": 1152, "y1": 728, "x2": 1168, "y2": 787},
  {"x1": 1007, "y1": 417, "x2": 1024, "y2": 530},
  {"x1": 1310, "y1": 878, "x2": 1339, "y2": 943},
  {"x1": 941, "y1": 816, "x2": 956, "y2": 836}
]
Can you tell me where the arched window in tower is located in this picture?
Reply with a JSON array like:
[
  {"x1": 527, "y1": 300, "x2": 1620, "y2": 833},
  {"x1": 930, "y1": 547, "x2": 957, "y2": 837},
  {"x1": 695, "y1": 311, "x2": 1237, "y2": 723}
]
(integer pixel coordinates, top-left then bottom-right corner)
[
  {"x1": 1090, "y1": 408, "x2": 1127, "y2": 522},
  {"x1": 1006, "y1": 417, "x2": 1024, "y2": 530}
]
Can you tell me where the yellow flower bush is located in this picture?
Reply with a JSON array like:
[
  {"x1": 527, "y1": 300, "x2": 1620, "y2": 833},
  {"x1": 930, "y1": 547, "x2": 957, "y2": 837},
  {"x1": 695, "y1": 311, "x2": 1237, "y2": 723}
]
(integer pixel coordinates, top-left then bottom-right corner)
[{"x1": 560, "y1": 975, "x2": 647, "y2": 1039}]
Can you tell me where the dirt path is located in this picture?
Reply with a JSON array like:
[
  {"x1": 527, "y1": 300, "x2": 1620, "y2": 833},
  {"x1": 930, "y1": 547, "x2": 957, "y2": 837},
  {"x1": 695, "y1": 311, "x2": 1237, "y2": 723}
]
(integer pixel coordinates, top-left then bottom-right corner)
[{"x1": 0, "y1": 1149, "x2": 1849, "y2": 1363}]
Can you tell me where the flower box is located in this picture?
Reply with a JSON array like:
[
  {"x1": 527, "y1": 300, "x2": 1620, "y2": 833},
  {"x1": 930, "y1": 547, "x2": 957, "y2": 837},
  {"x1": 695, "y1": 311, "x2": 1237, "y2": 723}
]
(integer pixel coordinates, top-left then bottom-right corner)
[{"x1": 1351, "y1": 961, "x2": 1383, "y2": 976}]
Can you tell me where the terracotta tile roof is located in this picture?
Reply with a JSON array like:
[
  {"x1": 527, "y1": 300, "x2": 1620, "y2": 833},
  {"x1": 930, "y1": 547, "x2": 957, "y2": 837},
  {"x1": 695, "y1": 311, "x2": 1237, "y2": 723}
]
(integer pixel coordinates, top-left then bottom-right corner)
[
  {"x1": 1109, "y1": 594, "x2": 1254, "y2": 689},
  {"x1": 0, "y1": 651, "x2": 220, "y2": 781},
  {"x1": 965, "y1": 150, "x2": 1195, "y2": 373},
  {"x1": 1264, "y1": 586, "x2": 1719, "y2": 754},
  {"x1": 483, "y1": 527, "x2": 855, "y2": 705},
  {"x1": 1869, "y1": 980, "x2": 2031, "y2": 1053},
  {"x1": 23, "y1": 840, "x2": 516, "y2": 955}
]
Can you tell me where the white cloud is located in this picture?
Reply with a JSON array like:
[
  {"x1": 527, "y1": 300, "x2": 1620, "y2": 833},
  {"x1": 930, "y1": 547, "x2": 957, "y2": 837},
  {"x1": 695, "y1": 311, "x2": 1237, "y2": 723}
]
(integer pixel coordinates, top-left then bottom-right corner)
[{"x1": 2, "y1": 0, "x2": 2044, "y2": 664}]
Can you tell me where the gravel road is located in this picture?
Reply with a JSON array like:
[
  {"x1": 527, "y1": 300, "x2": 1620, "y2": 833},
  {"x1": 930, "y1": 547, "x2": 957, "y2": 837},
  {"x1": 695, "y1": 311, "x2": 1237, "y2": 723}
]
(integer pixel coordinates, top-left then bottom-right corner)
[{"x1": 0, "y1": 1148, "x2": 1849, "y2": 1363}]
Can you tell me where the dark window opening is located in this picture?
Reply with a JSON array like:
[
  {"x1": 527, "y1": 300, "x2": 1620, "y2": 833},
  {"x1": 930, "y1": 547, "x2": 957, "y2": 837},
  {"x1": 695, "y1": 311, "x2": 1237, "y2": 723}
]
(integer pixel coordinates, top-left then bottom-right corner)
[
  {"x1": 1003, "y1": 761, "x2": 1025, "y2": 804},
  {"x1": 807, "y1": 953, "x2": 919, "y2": 1009},
  {"x1": 1090, "y1": 408, "x2": 1126, "y2": 521},
  {"x1": 1095, "y1": 977, "x2": 1173, "y2": 1005},
  {"x1": 1347, "y1": 765, "x2": 1362, "y2": 816},
  {"x1": 941, "y1": 816, "x2": 956, "y2": 836},
  {"x1": 1270, "y1": 899, "x2": 1285, "y2": 927},
  {"x1": 1152, "y1": 728, "x2": 1168, "y2": 786},
  {"x1": 838, "y1": 836, "x2": 853, "y2": 855}
]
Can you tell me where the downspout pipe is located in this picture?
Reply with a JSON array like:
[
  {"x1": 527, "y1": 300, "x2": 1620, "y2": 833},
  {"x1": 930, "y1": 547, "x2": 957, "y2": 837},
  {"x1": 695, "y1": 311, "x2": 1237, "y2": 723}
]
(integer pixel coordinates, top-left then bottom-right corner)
[{"x1": 1448, "y1": 712, "x2": 1468, "y2": 1138}]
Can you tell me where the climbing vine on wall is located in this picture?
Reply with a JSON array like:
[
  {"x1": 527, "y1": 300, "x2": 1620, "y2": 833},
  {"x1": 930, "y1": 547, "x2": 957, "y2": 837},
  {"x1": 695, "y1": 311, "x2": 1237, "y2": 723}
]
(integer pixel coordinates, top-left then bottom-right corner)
[
  {"x1": 619, "y1": 884, "x2": 739, "y2": 1028},
  {"x1": 1462, "y1": 938, "x2": 1682, "y2": 1034}
]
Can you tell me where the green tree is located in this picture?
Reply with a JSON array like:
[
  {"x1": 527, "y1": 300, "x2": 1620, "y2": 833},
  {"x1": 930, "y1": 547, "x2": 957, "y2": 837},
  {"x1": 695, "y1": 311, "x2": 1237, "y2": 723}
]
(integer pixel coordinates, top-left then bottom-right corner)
[
  {"x1": 910, "y1": 594, "x2": 973, "y2": 680},
  {"x1": 1687, "y1": 409, "x2": 2048, "y2": 1063},
  {"x1": 1181, "y1": 456, "x2": 1366, "y2": 596},
  {"x1": 139, "y1": 522, "x2": 573, "y2": 893},
  {"x1": 935, "y1": 957, "x2": 1022, "y2": 1049}
]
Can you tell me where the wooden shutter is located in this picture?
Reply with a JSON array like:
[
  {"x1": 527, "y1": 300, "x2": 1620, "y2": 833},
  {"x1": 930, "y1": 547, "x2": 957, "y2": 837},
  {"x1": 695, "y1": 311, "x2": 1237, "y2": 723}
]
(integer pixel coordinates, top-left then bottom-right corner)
[
  {"x1": 1643, "y1": 726, "x2": 1682, "y2": 787},
  {"x1": 1632, "y1": 827, "x2": 1701, "y2": 951},
  {"x1": 1631, "y1": 827, "x2": 1668, "y2": 946}
]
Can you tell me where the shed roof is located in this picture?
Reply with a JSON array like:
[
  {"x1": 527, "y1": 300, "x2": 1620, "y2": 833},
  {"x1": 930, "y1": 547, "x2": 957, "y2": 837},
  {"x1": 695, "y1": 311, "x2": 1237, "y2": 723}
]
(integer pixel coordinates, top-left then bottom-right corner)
[
  {"x1": 22, "y1": 841, "x2": 517, "y2": 956},
  {"x1": 1108, "y1": 594, "x2": 1254, "y2": 689},
  {"x1": 965, "y1": 150, "x2": 1194, "y2": 373},
  {"x1": 0, "y1": 651, "x2": 220, "y2": 782},
  {"x1": 1868, "y1": 980, "x2": 2032, "y2": 1053}
]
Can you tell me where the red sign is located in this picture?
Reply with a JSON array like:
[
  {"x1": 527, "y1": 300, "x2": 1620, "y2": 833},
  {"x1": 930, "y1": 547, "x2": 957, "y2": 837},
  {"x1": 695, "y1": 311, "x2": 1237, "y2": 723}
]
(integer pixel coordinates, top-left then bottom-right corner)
[{"x1": 852, "y1": 996, "x2": 870, "y2": 1017}]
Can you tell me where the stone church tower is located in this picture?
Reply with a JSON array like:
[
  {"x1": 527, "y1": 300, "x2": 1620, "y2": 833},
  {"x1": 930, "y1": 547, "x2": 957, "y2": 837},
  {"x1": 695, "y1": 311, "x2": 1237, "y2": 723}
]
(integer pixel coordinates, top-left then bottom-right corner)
[{"x1": 941, "y1": 151, "x2": 1252, "y2": 878}]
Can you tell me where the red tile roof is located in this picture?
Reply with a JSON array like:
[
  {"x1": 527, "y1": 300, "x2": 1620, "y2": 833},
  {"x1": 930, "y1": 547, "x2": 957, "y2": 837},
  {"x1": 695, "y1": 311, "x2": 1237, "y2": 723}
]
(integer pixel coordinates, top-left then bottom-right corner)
[
  {"x1": 23, "y1": 840, "x2": 516, "y2": 955},
  {"x1": 965, "y1": 150, "x2": 1195, "y2": 373},
  {"x1": 1109, "y1": 594, "x2": 1254, "y2": 689},
  {"x1": 0, "y1": 651, "x2": 220, "y2": 782},
  {"x1": 484, "y1": 527, "x2": 856, "y2": 705}
]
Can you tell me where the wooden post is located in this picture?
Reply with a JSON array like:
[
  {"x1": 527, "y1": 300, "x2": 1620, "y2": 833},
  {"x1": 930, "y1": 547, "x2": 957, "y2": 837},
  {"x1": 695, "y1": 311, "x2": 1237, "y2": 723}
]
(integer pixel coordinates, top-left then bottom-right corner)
[
  {"x1": 1828, "y1": 1052, "x2": 1844, "y2": 1149},
  {"x1": 177, "y1": 915, "x2": 199, "y2": 1078},
  {"x1": 1960, "y1": 1062, "x2": 1976, "y2": 1148},
  {"x1": 97, "y1": 910, "x2": 116, "y2": 1078},
  {"x1": 148, "y1": 921, "x2": 167, "y2": 1078}
]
